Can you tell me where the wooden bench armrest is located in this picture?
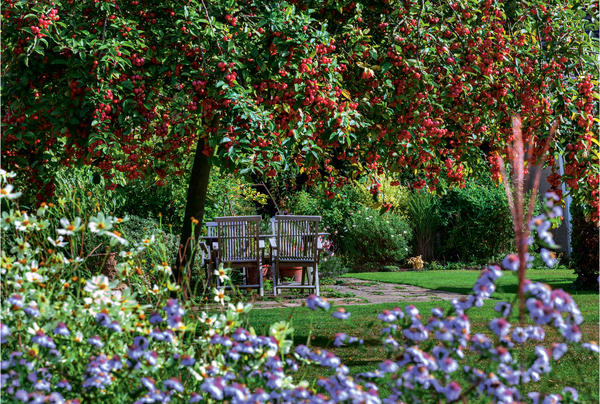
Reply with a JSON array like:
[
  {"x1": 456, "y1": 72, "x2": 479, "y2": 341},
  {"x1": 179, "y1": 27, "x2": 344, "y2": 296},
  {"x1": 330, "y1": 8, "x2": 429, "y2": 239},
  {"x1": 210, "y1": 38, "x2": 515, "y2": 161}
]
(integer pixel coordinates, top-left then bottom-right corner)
[{"x1": 199, "y1": 241, "x2": 210, "y2": 254}]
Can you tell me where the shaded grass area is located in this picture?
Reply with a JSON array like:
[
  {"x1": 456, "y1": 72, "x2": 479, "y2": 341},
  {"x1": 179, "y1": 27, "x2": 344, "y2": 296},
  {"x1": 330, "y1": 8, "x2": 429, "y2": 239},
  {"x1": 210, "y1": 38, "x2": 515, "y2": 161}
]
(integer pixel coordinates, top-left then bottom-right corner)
[{"x1": 247, "y1": 269, "x2": 599, "y2": 401}]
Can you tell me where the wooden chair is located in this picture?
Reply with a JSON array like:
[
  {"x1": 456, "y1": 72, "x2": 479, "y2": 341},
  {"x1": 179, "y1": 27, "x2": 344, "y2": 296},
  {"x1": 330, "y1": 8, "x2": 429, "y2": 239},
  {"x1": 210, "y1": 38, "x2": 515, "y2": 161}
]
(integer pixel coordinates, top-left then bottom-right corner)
[
  {"x1": 199, "y1": 221, "x2": 217, "y2": 284},
  {"x1": 269, "y1": 215, "x2": 322, "y2": 296},
  {"x1": 213, "y1": 216, "x2": 264, "y2": 296}
]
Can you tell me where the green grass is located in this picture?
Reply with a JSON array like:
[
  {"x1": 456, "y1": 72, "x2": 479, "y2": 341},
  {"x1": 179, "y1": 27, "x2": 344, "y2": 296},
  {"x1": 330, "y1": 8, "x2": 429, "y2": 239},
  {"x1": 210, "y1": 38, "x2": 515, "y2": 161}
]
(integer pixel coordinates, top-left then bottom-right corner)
[{"x1": 247, "y1": 269, "x2": 599, "y2": 401}]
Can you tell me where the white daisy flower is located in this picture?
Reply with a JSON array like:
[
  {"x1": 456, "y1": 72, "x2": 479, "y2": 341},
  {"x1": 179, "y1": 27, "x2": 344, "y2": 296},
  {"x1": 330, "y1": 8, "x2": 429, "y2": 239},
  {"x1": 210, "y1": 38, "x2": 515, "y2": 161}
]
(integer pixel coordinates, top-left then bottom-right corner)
[
  {"x1": 0, "y1": 183, "x2": 21, "y2": 200},
  {"x1": 25, "y1": 271, "x2": 45, "y2": 283},
  {"x1": 85, "y1": 275, "x2": 110, "y2": 294},
  {"x1": 106, "y1": 230, "x2": 128, "y2": 245},
  {"x1": 155, "y1": 262, "x2": 172, "y2": 275},
  {"x1": 0, "y1": 169, "x2": 16, "y2": 181},
  {"x1": 213, "y1": 288, "x2": 230, "y2": 306},
  {"x1": 57, "y1": 218, "x2": 82, "y2": 235},
  {"x1": 214, "y1": 264, "x2": 230, "y2": 283},
  {"x1": 88, "y1": 213, "x2": 113, "y2": 233},
  {"x1": 47, "y1": 235, "x2": 68, "y2": 248}
]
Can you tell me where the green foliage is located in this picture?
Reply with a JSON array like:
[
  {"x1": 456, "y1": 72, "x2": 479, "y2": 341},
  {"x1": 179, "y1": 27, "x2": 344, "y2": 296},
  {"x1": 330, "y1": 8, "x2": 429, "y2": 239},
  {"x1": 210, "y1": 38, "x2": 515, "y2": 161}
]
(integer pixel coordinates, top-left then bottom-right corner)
[
  {"x1": 288, "y1": 185, "x2": 372, "y2": 241},
  {"x1": 339, "y1": 208, "x2": 412, "y2": 269},
  {"x1": 204, "y1": 169, "x2": 267, "y2": 221},
  {"x1": 115, "y1": 176, "x2": 189, "y2": 231},
  {"x1": 320, "y1": 255, "x2": 349, "y2": 279},
  {"x1": 570, "y1": 203, "x2": 599, "y2": 290},
  {"x1": 439, "y1": 182, "x2": 513, "y2": 262},
  {"x1": 53, "y1": 166, "x2": 127, "y2": 217},
  {"x1": 407, "y1": 191, "x2": 441, "y2": 261}
]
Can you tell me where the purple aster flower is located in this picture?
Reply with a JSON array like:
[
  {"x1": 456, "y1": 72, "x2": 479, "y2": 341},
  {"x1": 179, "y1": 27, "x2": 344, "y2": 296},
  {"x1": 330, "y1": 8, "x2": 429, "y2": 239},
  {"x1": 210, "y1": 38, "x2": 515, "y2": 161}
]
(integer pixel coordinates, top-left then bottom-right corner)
[
  {"x1": 494, "y1": 301, "x2": 512, "y2": 317},
  {"x1": 377, "y1": 309, "x2": 396, "y2": 323},
  {"x1": 201, "y1": 377, "x2": 224, "y2": 400},
  {"x1": 163, "y1": 377, "x2": 184, "y2": 393},
  {"x1": 53, "y1": 322, "x2": 70, "y2": 336},
  {"x1": 489, "y1": 318, "x2": 511, "y2": 338},
  {"x1": 167, "y1": 314, "x2": 184, "y2": 330},
  {"x1": 7, "y1": 295, "x2": 24, "y2": 308},
  {"x1": 431, "y1": 307, "x2": 444, "y2": 318},
  {"x1": 548, "y1": 205, "x2": 562, "y2": 219},
  {"x1": 144, "y1": 351, "x2": 158, "y2": 366},
  {"x1": 149, "y1": 312, "x2": 163, "y2": 324},
  {"x1": 582, "y1": 342, "x2": 600, "y2": 353},
  {"x1": 305, "y1": 294, "x2": 329, "y2": 311},
  {"x1": 87, "y1": 336, "x2": 104, "y2": 349},
  {"x1": 295, "y1": 345, "x2": 310, "y2": 358},
  {"x1": 383, "y1": 335, "x2": 399, "y2": 349},
  {"x1": 333, "y1": 333, "x2": 347, "y2": 347},
  {"x1": 439, "y1": 357, "x2": 458, "y2": 373},
  {"x1": 107, "y1": 321, "x2": 122, "y2": 333},
  {"x1": 133, "y1": 336, "x2": 149, "y2": 350},
  {"x1": 162, "y1": 329, "x2": 175, "y2": 344},
  {"x1": 108, "y1": 355, "x2": 122, "y2": 371},
  {"x1": 527, "y1": 326, "x2": 545, "y2": 341},
  {"x1": 164, "y1": 299, "x2": 185, "y2": 318},
  {"x1": 451, "y1": 295, "x2": 475, "y2": 314},
  {"x1": 189, "y1": 392, "x2": 202, "y2": 403},
  {"x1": 14, "y1": 390, "x2": 28, "y2": 402},
  {"x1": 540, "y1": 248, "x2": 557, "y2": 268},
  {"x1": 562, "y1": 387, "x2": 578, "y2": 401},
  {"x1": 403, "y1": 324, "x2": 429, "y2": 341},
  {"x1": 444, "y1": 381, "x2": 461, "y2": 402},
  {"x1": 32, "y1": 331, "x2": 55, "y2": 349},
  {"x1": 128, "y1": 344, "x2": 144, "y2": 361},
  {"x1": 331, "y1": 307, "x2": 351, "y2": 320},
  {"x1": 286, "y1": 358, "x2": 299, "y2": 373},
  {"x1": 150, "y1": 328, "x2": 165, "y2": 341},
  {"x1": 501, "y1": 254, "x2": 519, "y2": 272},
  {"x1": 181, "y1": 355, "x2": 195, "y2": 367},
  {"x1": 0, "y1": 323, "x2": 10, "y2": 343},
  {"x1": 23, "y1": 305, "x2": 40, "y2": 318},
  {"x1": 232, "y1": 328, "x2": 250, "y2": 342},
  {"x1": 435, "y1": 327, "x2": 453, "y2": 342},
  {"x1": 562, "y1": 323, "x2": 582, "y2": 343},
  {"x1": 512, "y1": 327, "x2": 528, "y2": 344},
  {"x1": 141, "y1": 376, "x2": 155, "y2": 390},
  {"x1": 34, "y1": 378, "x2": 51, "y2": 391},
  {"x1": 95, "y1": 312, "x2": 111, "y2": 327},
  {"x1": 405, "y1": 304, "x2": 420, "y2": 318},
  {"x1": 46, "y1": 392, "x2": 65, "y2": 403},
  {"x1": 57, "y1": 379, "x2": 72, "y2": 391},
  {"x1": 545, "y1": 190, "x2": 560, "y2": 203},
  {"x1": 320, "y1": 352, "x2": 340, "y2": 368},
  {"x1": 379, "y1": 359, "x2": 398, "y2": 374}
]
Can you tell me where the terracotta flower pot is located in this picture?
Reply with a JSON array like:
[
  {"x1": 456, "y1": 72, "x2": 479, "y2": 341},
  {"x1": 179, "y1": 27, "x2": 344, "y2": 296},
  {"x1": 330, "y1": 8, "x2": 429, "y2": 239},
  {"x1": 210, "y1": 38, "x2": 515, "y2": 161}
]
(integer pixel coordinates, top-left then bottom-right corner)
[
  {"x1": 247, "y1": 265, "x2": 270, "y2": 285},
  {"x1": 279, "y1": 266, "x2": 303, "y2": 282}
]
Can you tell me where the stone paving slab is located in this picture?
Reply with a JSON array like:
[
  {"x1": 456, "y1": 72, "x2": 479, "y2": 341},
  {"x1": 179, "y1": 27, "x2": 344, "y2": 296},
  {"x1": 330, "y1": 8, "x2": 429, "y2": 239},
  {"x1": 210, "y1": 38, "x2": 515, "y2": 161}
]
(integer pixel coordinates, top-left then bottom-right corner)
[{"x1": 250, "y1": 278, "x2": 466, "y2": 309}]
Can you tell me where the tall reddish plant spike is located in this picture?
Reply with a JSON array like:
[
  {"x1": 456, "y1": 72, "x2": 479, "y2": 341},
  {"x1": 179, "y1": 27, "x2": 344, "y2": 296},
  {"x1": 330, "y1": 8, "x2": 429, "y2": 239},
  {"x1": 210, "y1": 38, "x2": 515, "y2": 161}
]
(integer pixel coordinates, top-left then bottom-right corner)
[{"x1": 497, "y1": 115, "x2": 559, "y2": 323}]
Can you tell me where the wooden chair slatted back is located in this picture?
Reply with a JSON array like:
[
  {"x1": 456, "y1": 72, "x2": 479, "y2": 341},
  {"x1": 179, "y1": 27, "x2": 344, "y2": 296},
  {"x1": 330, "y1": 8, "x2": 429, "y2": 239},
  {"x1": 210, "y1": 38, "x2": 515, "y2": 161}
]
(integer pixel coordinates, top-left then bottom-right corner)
[
  {"x1": 274, "y1": 215, "x2": 321, "y2": 261},
  {"x1": 215, "y1": 216, "x2": 261, "y2": 262}
]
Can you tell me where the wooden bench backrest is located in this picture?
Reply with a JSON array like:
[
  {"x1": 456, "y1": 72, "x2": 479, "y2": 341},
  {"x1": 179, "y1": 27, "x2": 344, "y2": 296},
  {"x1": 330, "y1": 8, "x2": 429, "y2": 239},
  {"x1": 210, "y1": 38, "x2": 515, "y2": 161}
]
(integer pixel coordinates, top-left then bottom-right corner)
[{"x1": 272, "y1": 215, "x2": 321, "y2": 261}]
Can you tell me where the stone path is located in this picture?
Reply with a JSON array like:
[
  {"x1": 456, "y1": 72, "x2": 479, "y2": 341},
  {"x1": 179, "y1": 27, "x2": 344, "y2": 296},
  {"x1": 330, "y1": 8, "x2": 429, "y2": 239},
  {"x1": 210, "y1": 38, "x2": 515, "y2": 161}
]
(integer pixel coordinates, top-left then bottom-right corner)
[{"x1": 251, "y1": 278, "x2": 465, "y2": 309}]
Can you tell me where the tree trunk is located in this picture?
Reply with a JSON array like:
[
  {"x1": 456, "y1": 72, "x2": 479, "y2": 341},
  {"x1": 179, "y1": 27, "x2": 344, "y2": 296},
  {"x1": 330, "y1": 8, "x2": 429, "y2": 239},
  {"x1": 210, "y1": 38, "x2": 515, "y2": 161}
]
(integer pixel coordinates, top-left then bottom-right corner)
[{"x1": 174, "y1": 138, "x2": 211, "y2": 287}]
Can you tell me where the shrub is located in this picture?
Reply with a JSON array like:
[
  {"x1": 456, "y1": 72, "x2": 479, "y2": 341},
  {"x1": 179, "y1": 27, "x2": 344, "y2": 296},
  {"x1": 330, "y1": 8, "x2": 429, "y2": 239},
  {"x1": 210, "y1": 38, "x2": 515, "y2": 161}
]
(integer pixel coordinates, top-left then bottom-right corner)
[
  {"x1": 339, "y1": 208, "x2": 412, "y2": 269},
  {"x1": 288, "y1": 185, "x2": 372, "y2": 245},
  {"x1": 204, "y1": 169, "x2": 268, "y2": 221},
  {"x1": 570, "y1": 203, "x2": 599, "y2": 289},
  {"x1": 407, "y1": 191, "x2": 441, "y2": 261},
  {"x1": 319, "y1": 255, "x2": 349, "y2": 278},
  {"x1": 439, "y1": 182, "x2": 513, "y2": 262}
]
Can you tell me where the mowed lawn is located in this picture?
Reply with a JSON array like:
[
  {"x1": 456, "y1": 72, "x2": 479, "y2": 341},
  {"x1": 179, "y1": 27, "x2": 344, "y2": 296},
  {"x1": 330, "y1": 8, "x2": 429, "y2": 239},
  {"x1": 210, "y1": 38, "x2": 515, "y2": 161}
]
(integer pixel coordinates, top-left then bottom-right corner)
[{"x1": 246, "y1": 269, "x2": 599, "y2": 401}]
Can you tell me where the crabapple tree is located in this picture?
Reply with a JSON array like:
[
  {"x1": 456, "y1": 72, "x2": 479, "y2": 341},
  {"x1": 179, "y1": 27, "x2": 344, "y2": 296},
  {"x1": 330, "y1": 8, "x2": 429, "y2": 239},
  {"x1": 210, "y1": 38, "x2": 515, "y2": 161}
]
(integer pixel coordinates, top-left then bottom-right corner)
[{"x1": 2, "y1": 0, "x2": 597, "y2": 282}]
